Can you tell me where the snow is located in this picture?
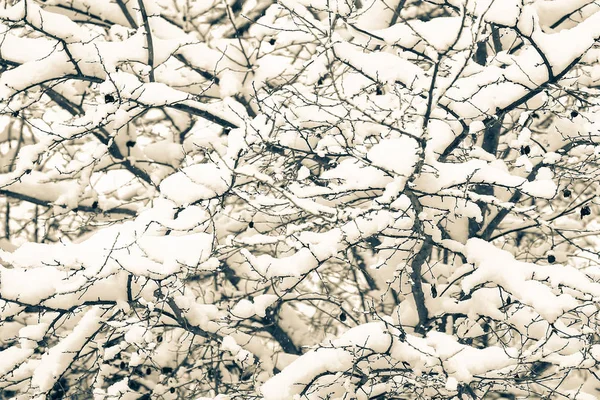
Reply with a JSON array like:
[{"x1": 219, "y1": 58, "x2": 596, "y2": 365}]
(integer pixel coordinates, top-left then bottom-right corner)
[
  {"x1": 474, "y1": 0, "x2": 523, "y2": 27},
  {"x1": 31, "y1": 307, "x2": 106, "y2": 393},
  {"x1": 160, "y1": 163, "x2": 232, "y2": 206},
  {"x1": 352, "y1": 0, "x2": 401, "y2": 30},
  {"x1": 19, "y1": 323, "x2": 49, "y2": 349},
  {"x1": 241, "y1": 247, "x2": 319, "y2": 278},
  {"x1": 333, "y1": 42, "x2": 426, "y2": 90},
  {"x1": 415, "y1": 158, "x2": 557, "y2": 199},
  {"x1": 124, "y1": 324, "x2": 154, "y2": 345},
  {"x1": 534, "y1": 0, "x2": 593, "y2": 30},
  {"x1": 0, "y1": 205, "x2": 219, "y2": 308},
  {"x1": 427, "y1": 332, "x2": 518, "y2": 383},
  {"x1": 143, "y1": 142, "x2": 185, "y2": 165},
  {"x1": 530, "y1": 8, "x2": 600, "y2": 73},
  {"x1": 0, "y1": 347, "x2": 34, "y2": 377},
  {"x1": 261, "y1": 342, "x2": 355, "y2": 399},
  {"x1": 376, "y1": 17, "x2": 470, "y2": 53},
  {"x1": 368, "y1": 137, "x2": 420, "y2": 177},
  {"x1": 137, "y1": 233, "x2": 214, "y2": 273},
  {"x1": 230, "y1": 299, "x2": 255, "y2": 319},
  {"x1": 298, "y1": 229, "x2": 342, "y2": 261},
  {"x1": 321, "y1": 159, "x2": 392, "y2": 193},
  {"x1": 330, "y1": 322, "x2": 393, "y2": 352},
  {"x1": 263, "y1": 322, "x2": 523, "y2": 398},
  {"x1": 253, "y1": 295, "x2": 279, "y2": 317},
  {"x1": 463, "y1": 239, "x2": 600, "y2": 322},
  {"x1": 0, "y1": 265, "x2": 67, "y2": 305},
  {"x1": 3, "y1": 0, "x2": 600, "y2": 398},
  {"x1": 426, "y1": 120, "x2": 457, "y2": 158},
  {"x1": 172, "y1": 296, "x2": 221, "y2": 329}
]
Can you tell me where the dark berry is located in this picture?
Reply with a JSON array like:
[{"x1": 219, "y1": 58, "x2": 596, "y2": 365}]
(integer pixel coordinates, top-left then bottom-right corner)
[
  {"x1": 366, "y1": 236, "x2": 381, "y2": 248},
  {"x1": 157, "y1": 335, "x2": 163, "y2": 343},
  {"x1": 104, "y1": 94, "x2": 115, "y2": 103},
  {"x1": 161, "y1": 367, "x2": 173, "y2": 374},
  {"x1": 146, "y1": 367, "x2": 152, "y2": 375},
  {"x1": 520, "y1": 145, "x2": 531, "y2": 155},
  {"x1": 547, "y1": 254, "x2": 556, "y2": 263},
  {"x1": 127, "y1": 379, "x2": 140, "y2": 391},
  {"x1": 339, "y1": 312, "x2": 347, "y2": 322},
  {"x1": 375, "y1": 86, "x2": 383, "y2": 95},
  {"x1": 248, "y1": 221, "x2": 254, "y2": 229},
  {"x1": 91, "y1": 200, "x2": 98, "y2": 209},
  {"x1": 269, "y1": 38, "x2": 276, "y2": 46},
  {"x1": 581, "y1": 205, "x2": 591, "y2": 218},
  {"x1": 398, "y1": 331, "x2": 406, "y2": 342},
  {"x1": 570, "y1": 110, "x2": 579, "y2": 118},
  {"x1": 11, "y1": 111, "x2": 18, "y2": 117},
  {"x1": 120, "y1": 361, "x2": 127, "y2": 370},
  {"x1": 431, "y1": 285, "x2": 438, "y2": 298},
  {"x1": 170, "y1": 388, "x2": 176, "y2": 394},
  {"x1": 125, "y1": 140, "x2": 136, "y2": 148},
  {"x1": 563, "y1": 189, "x2": 571, "y2": 198}
]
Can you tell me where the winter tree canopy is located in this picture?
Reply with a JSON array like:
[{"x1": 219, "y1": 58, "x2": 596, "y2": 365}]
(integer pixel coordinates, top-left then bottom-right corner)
[{"x1": 2, "y1": 0, "x2": 600, "y2": 399}]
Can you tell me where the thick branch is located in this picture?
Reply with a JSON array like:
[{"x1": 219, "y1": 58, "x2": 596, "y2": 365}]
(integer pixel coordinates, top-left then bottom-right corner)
[
  {"x1": 137, "y1": 0, "x2": 155, "y2": 82},
  {"x1": 404, "y1": 190, "x2": 432, "y2": 334},
  {"x1": 410, "y1": 238, "x2": 432, "y2": 334},
  {"x1": 0, "y1": 189, "x2": 137, "y2": 216},
  {"x1": 167, "y1": 103, "x2": 239, "y2": 129},
  {"x1": 116, "y1": 0, "x2": 139, "y2": 28}
]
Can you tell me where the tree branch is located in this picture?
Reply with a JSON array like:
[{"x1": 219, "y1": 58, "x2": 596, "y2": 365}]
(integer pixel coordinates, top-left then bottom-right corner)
[
  {"x1": 0, "y1": 189, "x2": 137, "y2": 216},
  {"x1": 137, "y1": 0, "x2": 155, "y2": 82}
]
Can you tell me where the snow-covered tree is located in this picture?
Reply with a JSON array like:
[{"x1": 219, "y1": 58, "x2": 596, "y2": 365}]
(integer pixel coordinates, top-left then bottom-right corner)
[{"x1": 2, "y1": 0, "x2": 600, "y2": 399}]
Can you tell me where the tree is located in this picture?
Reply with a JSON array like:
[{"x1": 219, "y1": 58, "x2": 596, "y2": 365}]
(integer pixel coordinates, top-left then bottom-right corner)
[{"x1": 1, "y1": 0, "x2": 600, "y2": 398}]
